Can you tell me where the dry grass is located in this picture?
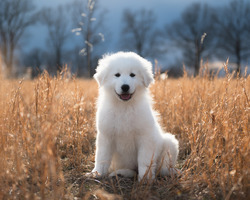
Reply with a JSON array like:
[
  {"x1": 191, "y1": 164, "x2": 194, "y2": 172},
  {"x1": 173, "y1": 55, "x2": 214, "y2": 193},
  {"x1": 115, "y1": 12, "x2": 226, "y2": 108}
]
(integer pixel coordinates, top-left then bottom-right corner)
[{"x1": 0, "y1": 68, "x2": 249, "y2": 199}]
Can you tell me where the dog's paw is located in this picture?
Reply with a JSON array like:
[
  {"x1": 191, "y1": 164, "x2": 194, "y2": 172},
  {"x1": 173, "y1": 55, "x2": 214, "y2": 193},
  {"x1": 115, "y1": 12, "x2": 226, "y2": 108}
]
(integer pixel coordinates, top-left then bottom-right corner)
[{"x1": 85, "y1": 171, "x2": 102, "y2": 178}]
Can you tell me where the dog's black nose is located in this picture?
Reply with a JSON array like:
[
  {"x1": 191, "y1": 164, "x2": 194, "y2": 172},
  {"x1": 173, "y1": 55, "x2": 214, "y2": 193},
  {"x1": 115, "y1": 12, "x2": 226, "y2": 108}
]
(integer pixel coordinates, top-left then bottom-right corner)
[{"x1": 121, "y1": 84, "x2": 130, "y2": 92}]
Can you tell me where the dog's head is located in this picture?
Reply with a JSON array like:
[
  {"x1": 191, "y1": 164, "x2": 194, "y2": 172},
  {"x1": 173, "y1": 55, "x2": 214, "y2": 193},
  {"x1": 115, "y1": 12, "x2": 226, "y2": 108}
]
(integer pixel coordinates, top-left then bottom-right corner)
[{"x1": 94, "y1": 52, "x2": 154, "y2": 102}]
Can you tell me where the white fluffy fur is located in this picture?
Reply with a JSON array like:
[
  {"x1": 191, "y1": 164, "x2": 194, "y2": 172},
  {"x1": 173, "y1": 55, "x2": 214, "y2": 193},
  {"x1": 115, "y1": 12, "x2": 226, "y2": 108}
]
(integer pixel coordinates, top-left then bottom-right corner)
[{"x1": 92, "y1": 52, "x2": 179, "y2": 181}]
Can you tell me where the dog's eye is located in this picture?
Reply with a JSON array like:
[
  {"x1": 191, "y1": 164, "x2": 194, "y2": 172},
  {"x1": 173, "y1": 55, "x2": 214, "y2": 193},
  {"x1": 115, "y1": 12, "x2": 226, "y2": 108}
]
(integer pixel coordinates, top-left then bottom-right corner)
[
  {"x1": 115, "y1": 73, "x2": 120, "y2": 77},
  {"x1": 130, "y1": 73, "x2": 135, "y2": 77}
]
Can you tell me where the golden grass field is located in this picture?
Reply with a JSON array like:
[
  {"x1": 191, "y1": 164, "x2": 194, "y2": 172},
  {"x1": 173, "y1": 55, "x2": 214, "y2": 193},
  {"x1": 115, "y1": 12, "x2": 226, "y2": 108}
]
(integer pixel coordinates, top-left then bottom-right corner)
[{"x1": 0, "y1": 67, "x2": 249, "y2": 199}]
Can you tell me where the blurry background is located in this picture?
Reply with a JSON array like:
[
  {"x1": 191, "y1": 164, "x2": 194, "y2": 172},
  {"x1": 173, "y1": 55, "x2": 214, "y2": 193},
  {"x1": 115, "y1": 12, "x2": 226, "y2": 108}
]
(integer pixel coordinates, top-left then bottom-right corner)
[{"x1": 0, "y1": 0, "x2": 249, "y2": 78}]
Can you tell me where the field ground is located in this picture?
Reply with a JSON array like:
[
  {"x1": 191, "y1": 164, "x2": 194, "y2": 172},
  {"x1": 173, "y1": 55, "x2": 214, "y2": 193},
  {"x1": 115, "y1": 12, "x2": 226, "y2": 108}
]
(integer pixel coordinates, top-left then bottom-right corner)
[{"x1": 0, "y1": 70, "x2": 249, "y2": 199}]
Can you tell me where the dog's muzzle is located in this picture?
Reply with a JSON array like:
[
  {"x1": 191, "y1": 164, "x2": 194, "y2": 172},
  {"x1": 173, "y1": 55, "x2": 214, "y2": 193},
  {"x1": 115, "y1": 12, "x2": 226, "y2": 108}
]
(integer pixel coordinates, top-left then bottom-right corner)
[{"x1": 117, "y1": 84, "x2": 133, "y2": 101}]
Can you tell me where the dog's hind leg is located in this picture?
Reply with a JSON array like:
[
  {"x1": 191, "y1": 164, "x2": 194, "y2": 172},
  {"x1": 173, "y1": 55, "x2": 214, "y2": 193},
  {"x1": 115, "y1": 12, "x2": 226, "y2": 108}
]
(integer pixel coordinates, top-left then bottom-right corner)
[
  {"x1": 109, "y1": 169, "x2": 136, "y2": 178},
  {"x1": 158, "y1": 133, "x2": 181, "y2": 177}
]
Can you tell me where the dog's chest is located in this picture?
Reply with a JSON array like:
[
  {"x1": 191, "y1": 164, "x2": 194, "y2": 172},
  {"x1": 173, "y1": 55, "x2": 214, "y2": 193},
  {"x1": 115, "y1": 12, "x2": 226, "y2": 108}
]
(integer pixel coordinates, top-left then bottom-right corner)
[
  {"x1": 97, "y1": 103, "x2": 151, "y2": 137},
  {"x1": 109, "y1": 107, "x2": 140, "y2": 134},
  {"x1": 98, "y1": 107, "x2": 139, "y2": 157}
]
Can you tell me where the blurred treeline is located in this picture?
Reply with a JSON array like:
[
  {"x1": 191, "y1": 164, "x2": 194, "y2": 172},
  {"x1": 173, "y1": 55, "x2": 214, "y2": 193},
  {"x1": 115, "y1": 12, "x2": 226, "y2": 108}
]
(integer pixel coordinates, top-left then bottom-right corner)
[{"x1": 0, "y1": 0, "x2": 249, "y2": 78}]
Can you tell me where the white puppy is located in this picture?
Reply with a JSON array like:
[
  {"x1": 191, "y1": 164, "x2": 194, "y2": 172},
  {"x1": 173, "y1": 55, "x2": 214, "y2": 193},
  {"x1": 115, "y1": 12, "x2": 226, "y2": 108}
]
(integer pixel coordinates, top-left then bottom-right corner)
[{"x1": 92, "y1": 52, "x2": 179, "y2": 181}]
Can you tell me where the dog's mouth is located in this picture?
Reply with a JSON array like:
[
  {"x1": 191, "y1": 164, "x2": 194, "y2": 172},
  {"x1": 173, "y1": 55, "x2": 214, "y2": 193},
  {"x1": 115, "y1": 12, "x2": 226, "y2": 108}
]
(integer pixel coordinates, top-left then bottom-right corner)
[{"x1": 116, "y1": 92, "x2": 133, "y2": 101}]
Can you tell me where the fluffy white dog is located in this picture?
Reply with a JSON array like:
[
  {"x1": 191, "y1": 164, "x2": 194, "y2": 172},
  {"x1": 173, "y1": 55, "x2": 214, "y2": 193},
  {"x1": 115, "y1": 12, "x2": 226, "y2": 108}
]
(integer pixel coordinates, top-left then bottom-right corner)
[{"x1": 91, "y1": 52, "x2": 179, "y2": 181}]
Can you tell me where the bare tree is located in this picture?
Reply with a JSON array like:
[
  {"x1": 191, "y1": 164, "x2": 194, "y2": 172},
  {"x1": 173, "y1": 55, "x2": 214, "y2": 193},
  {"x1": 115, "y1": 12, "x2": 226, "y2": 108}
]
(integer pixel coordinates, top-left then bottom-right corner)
[
  {"x1": 40, "y1": 5, "x2": 71, "y2": 72},
  {"x1": 166, "y1": 3, "x2": 215, "y2": 76},
  {"x1": 213, "y1": 0, "x2": 250, "y2": 75},
  {"x1": 121, "y1": 9, "x2": 164, "y2": 58},
  {"x1": 0, "y1": 0, "x2": 36, "y2": 77},
  {"x1": 72, "y1": 0, "x2": 106, "y2": 77}
]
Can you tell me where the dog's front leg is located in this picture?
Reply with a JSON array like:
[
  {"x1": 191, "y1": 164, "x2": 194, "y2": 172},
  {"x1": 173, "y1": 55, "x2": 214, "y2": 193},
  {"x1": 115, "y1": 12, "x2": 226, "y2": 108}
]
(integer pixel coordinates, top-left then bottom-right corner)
[
  {"x1": 137, "y1": 146, "x2": 157, "y2": 182},
  {"x1": 92, "y1": 133, "x2": 113, "y2": 177}
]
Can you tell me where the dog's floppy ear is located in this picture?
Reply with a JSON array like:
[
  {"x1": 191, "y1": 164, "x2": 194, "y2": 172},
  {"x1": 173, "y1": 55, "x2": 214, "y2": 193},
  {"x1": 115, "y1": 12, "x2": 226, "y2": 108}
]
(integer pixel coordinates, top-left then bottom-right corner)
[
  {"x1": 94, "y1": 57, "x2": 107, "y2": 86},
  {"x1": 93, "y1": 69, "x2": 105, "y2": 86},
  {"x1": 142, "y1": 59, "x2": 154, "y2": 87}
]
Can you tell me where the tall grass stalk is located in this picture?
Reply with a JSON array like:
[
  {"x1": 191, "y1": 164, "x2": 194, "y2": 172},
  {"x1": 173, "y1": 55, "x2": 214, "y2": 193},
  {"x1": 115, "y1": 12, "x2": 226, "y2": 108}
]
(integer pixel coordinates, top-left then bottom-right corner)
[{"x1": 0, "y1": 66, "x2": 249, "y2": 199}]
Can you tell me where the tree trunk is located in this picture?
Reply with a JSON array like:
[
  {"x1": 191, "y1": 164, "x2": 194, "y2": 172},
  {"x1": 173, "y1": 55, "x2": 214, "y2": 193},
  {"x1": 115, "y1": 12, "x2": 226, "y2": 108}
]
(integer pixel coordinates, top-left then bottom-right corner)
[
  {"x1": 56, "y1": 48, "x2": 62, "y2": 72},
  {"x1": 86, "y1": 23, "x2": 92, "y2": 77},
  {"x1": 6, "y1": 46, "x2": 14, "y2": 78},
  {"x1": 2, "y1": 42, "x2": 13, "y2": 78},
  {"x1": 194, "y1": 40, "x2": 201, "y2": 77},
  {"x1": 235, "y1": 39, "x2": 241, "y2": 76},
  {"x1": 236, "y1": 57, "x2": 241, "y2": 76},
  {"x1": 194, "y1": 60, "x2": 200, "y2": 77},
  {"x1": 136, "y1": 42, "x2": 143, "y2": 57},
  {"x1": 86, "y1": 41, "x2": 91, "y2": 77}
]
